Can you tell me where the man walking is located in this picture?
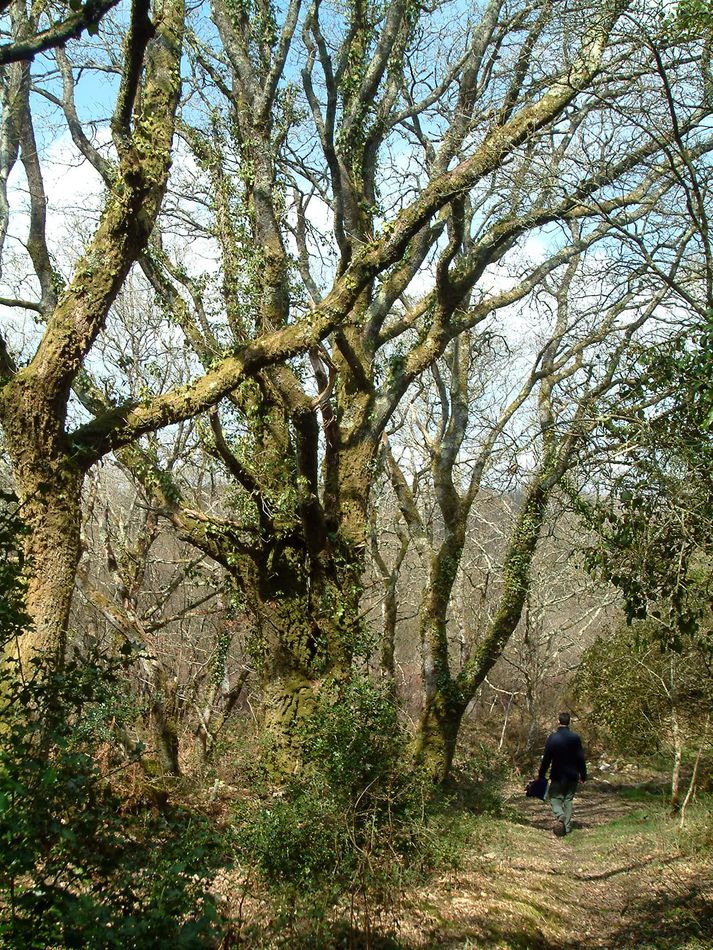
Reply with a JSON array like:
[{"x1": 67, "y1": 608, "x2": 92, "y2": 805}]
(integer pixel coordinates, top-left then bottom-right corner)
[{"x1": 538, "y1": 712, "x2": 587, "y2": 837}]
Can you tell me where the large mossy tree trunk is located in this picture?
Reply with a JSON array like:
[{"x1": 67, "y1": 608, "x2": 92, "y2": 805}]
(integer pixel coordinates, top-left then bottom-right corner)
[
  {"x1": 0, "y1": 395, "x2": 83, "y2": 665},
  {"x1": 11, "y1": 473, "x2": 82, "y2": 666},
  {"x1": 0, "y1": 1, "x2": 185, "y2": 669},
  {"x1": 250, "y1": 472, "x2": 370, "y2": 774},
  {"x1": 137, "y1": 424, "x2": 377, "y2": 778},
  {"x1": 149, "y1": 667, "x2": 181, "y2": 777}
]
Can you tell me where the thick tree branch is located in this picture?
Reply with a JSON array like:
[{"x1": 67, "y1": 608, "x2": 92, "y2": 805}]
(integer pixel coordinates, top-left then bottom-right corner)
[
  {"x1": 0, "y1": 0, "x2": 119, "y2": 65},
  {"x1": 111, "y1": 0, "x2": 154, "y2": 152}
]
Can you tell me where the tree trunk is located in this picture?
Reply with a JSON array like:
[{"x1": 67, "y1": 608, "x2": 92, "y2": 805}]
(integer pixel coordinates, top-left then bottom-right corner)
[
  {"x1": 413, "y1": 480, "x2": 552, "y2": 783},
  {"x1": 254, "y1": 423, "x2": 375, "y2": 775},
  {"x1": 150, "y1": 673, "x2": 181, "y2": 777},
  {"x1": 668, "y1": 655, "x2": 684, "y2": 814},
  {"x1": 379, "y1": 576, "x2": 398, "y2": 691},
  {"x1": 384, "y1": 522, "x2": 463, "y2": 782},
  {"x1": 413, "y1": 529, "x2": 467, "y2": 782},
  {"x1": 17, "y1": 474, "x2": 82, "y2": 666},
  {"x1": 679, "y1": 715, "x2": 709, "y2": 829},
  {"x1": 414, "y1": 690, "x2": 466, "y2": 784},
  {"x1": 0, "y1": 384, "x2": 84, "y2": 668},
  {"x1": 0, "y1": 1, "x2": 185, "y2": 668},
  {"x1": 251, "y1": 542, "x2": 362, "y2": 776},
  {"x1": 670, "y1": 704, "x2": 683, "y2": 814},
  {"x1": 459, "y1": 481, "x2": 551, "y2": 697}
]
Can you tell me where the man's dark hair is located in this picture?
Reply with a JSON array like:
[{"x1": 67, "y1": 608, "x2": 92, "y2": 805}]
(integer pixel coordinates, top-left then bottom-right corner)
[{"x1": 558, "y1": 712, "x2": 571, "y2": 726}]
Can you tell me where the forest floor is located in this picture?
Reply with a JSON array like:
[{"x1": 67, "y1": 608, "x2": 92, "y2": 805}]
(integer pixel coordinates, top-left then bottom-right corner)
[{"x1": 397, "y1": 775, "x2": 713, "y2": 950}]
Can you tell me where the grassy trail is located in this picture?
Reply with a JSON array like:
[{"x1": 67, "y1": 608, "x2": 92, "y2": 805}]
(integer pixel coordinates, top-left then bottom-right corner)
[{"x1": 400, "y1": 778, "x2": 713, "y2": 950}]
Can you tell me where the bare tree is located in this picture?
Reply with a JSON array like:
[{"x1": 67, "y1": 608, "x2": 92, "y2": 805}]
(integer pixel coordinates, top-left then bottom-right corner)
[
  {"x1": 0, "y1": 0, "x2": 629, "y2": 675},
  {"x1": 381, "y1": 247, "x2": 671, "y2": 780}
]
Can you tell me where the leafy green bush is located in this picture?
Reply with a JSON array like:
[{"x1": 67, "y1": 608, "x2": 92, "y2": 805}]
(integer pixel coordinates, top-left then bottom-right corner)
[
  {"x1": 575, "y1": 624, "x2": 665, "y2": 756},
  {"x1": 246, "y1": 781, "x2": 351, "y2": 889},
  {"x1": 575, "y1": 620, "x2": 713, "y2": 761},
  {"x1": 0, "y1": 660, "x2": 227, "y2": 949}
]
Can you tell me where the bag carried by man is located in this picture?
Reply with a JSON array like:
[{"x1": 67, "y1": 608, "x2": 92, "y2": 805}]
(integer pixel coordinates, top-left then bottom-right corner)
[{"x1": 524, "y1": 777, "x2": 548, "y2": 800}]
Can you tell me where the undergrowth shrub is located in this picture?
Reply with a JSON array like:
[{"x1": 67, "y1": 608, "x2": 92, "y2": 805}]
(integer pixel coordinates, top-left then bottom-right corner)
[
  {"x1": 449, "y1": 742, "x2": 512, "y2": 817},
  {"x1": 230, "y1": 679, "x2": 507, "y2": 947},
  {"x1": 401, "y1": 744, "x2": 510, "y2": 873},
  {"x1": 0, "y1": 506, "x2": 225, "y2": 949},
  {"x1": 0, "y1": 653, "x2": 228, "y2": 949},
  {"x1": 677, "y1": 795, "x2": 713, "y2": 856},
  {"x1": 232, "y1": 676, "x2": 435, "y2": 947}
]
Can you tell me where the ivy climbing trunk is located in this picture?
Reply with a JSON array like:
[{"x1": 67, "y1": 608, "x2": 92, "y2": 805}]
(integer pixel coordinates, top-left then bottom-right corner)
[
  {"x1": 254, "y1": 423, "x2": 376, "y2": 774},
  {"x1": 414, "y1": 688, "x2": 466, "y2": 784},
  {"x1": 0, "y1": 381, "x2": 83, "y2": 666},
  {"x1": 413, "y1": 478, "x2": 553, "y2": 782},
  {"x1": 150, "y1": 668, "x2": 181, "y2": 777},
  {"x1": 413, "y1": 527, "x2": 468, "y2": 783}
]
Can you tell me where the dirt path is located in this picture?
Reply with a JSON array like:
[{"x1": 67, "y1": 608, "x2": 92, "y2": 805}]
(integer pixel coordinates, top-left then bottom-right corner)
[{"x1": 400, "y1": 778, "x2": 713, "y2": 950}]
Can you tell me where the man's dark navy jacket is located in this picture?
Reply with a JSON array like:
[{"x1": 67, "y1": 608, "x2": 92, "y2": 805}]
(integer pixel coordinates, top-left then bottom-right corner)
[{"x1": 538, "y1": 726, "x2": 587, "y2": 783}]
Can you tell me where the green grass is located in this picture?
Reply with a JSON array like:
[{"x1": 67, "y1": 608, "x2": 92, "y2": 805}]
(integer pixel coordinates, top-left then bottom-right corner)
[{"x1": 614, "y1": 783, "x2": 670, "y2": 802}]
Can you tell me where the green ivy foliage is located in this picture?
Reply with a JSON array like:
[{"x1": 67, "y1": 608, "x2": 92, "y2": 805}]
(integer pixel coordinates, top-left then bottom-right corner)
[
  {"x1": 675, "y1": 0, "x2": 713, "y2": 34},
  {"x1": 582, "y1": 336, "x2": 713, "y2": 648},
  {"x1": 302, "y1": 675, "x2": 407, "y2": 794},
  {"x1": 238, "y1": 676, "x2": 412, "y2": 880}
]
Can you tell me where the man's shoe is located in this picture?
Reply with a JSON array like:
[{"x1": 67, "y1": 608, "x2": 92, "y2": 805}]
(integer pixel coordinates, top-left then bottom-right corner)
[{"x1": 553, "y1": 819, "x2": 566, "y2": 837}]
